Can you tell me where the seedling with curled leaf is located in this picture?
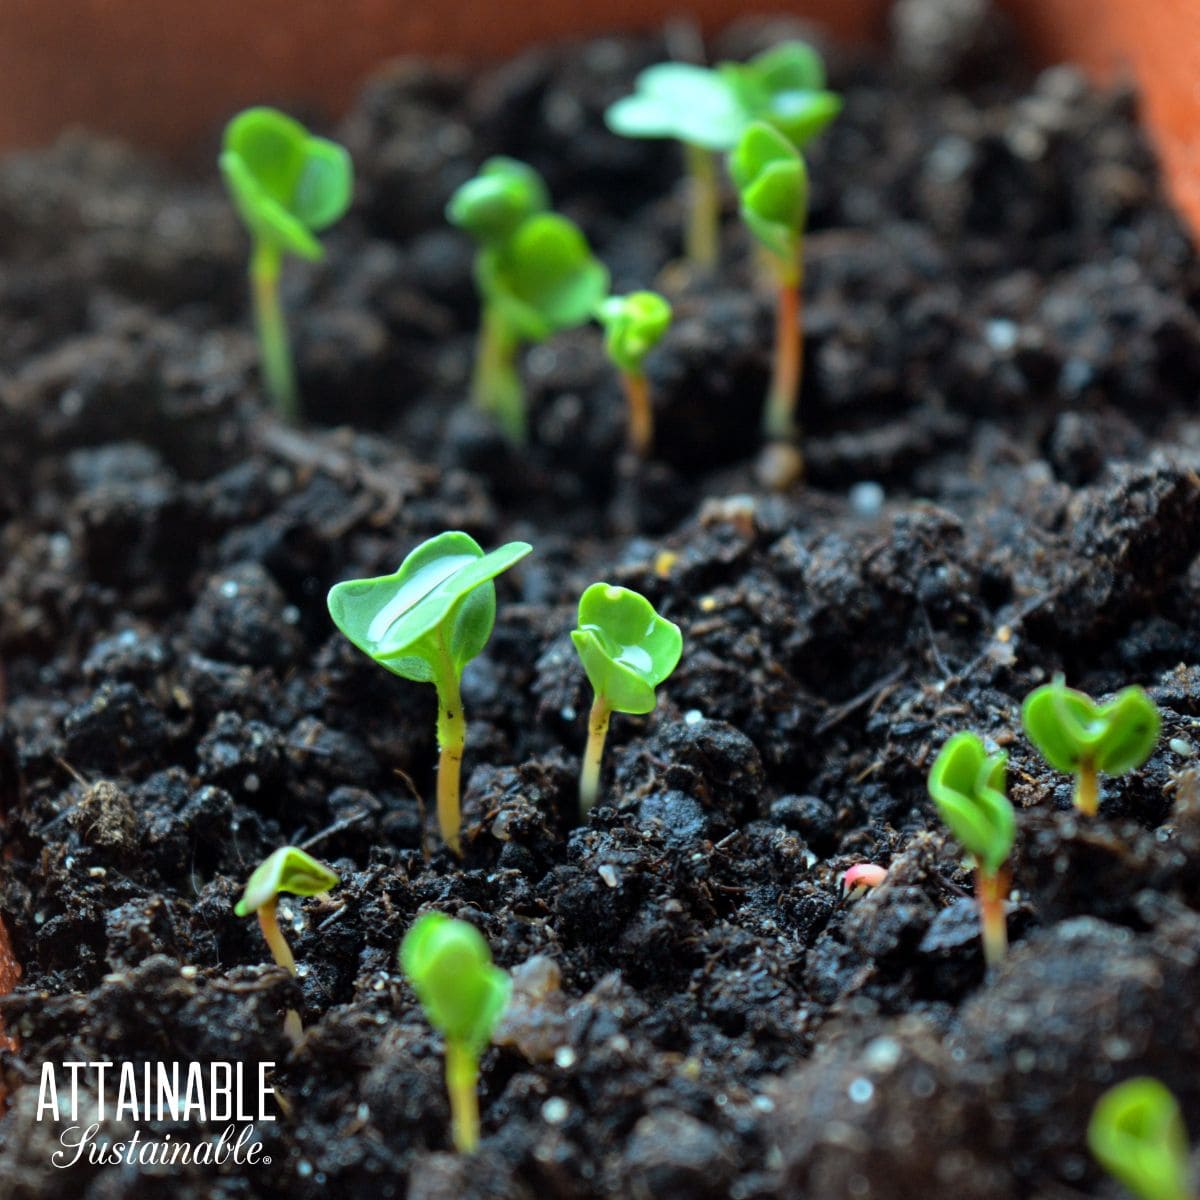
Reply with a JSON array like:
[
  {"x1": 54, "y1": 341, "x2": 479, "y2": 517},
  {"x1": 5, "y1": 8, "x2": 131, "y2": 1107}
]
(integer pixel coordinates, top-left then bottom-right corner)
[
  {"x1": 1088, "y1": 1078, "x2": 1192, "y2": 1200},
  {"x1": 927, "y1": 732, "x2": 1015, "y2": 968},
  {"x1": 571, "y1": 584, "x2": 682, "y2": 816},
  {"x1": 235, "y1": 845, "x2": 339, "y2": 1043},
  {"x1": 448, "y1": 160, "x2": 608, "y2": 444},
  {"x1": 595, "y1": 291, "x2": 673, "y2": 457},
  {"x1": 730, "y1": 122, "x2": 809, "y2": 459},
  {"x1": 1021, "y1": 675, "x2": 1160, "y2": 816},
  {"x1": 400, "y1": 912, "x2": 511, "y2": 1154},
  {"x1": 327, "y1": 532, "x2": 532, "y2": 855},
  {"x1": 220, "y1": 107, "x2": 353, "y2": 421}
]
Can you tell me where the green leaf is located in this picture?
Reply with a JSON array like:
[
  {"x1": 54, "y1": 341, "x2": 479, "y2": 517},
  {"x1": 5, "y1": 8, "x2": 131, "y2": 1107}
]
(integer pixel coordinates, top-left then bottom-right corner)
[
  {"x1": 235, "y1": 846, "x2": 339, "y2": 917},
  {"x1": 927, "y1": 732, "x2": 1014, "y2": 874},
  {"x1": 446, "y1": 157, "x2": 549, "y2": 246},
  {"x1": 1022, "y1": 676, "x2": 1159, "y2": 778},
  {"x1": 729, "y1": 122, "x2": 808, "y2": 264},
  {"x1": 720, "y1": 41, "x2": 841, "y2": 147},
  {"x1": 604, "y1": 63, "x2": 749, "y2": 151},
  {"x1": 326, "y1": 532, "x2": 532, "y2": 685},
  {"x1": 1088, "y1": 1078, "x2": 1191, "y2": 1200},
  {"x1": 596, "y1": 291, "x2": 673, "y2": 374},
  {"x1": 478, "y1": 214, "x2": 610, "y2": 342},
  {"x1": 400, "y1": 912, "x2": 511, "y2": 1054},
  {"x1": 220, "y1": 106, "x2": 353, "y2": 260},
  {"x1": 746, "y1": 41, "x2": 827, "y2": 93},
  {"x1": 571, "y1": 583, "x2": 683, "y2": 715}
]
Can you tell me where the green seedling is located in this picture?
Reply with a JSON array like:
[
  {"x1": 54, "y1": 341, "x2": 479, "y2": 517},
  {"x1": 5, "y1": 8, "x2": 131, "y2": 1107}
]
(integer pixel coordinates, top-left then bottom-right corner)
[
  {"x1": 448, "y1": 161, "x2": 608, "y2": 443},
  {"x1": 927, "y1": 732, "x2": 1015, "y2": 968},
  {"x1": 571, "y1": 583, "x2": 683, "y2": 815},
  {"x1": 1021, "y1": 675, "x2": 1160, "y2": 816},
  {"x1": 595, "y1": 291, "x2": 673, "y2": 457},
  {"x1": 729, "y1": 122, "x2": 809, "y2": 453},
  {"x1": 605, "y1": 43, "x2": 839, "y2": 268},
  {"x1": 1088, "y1": 1078, "x2": 1192, "y2": 1200},
  {"x1": 235, "y1": 845, "x2": 339, "y2": 1043},
  {"x1": 220, "y1": 107, "x2": 353, "y2": 421},
  {"x1": 400, "y1": 912, "x2": 511, "y2": 1154},
  {"x1": 327, "y1": 532, "x2": 532, "y2": 855}
]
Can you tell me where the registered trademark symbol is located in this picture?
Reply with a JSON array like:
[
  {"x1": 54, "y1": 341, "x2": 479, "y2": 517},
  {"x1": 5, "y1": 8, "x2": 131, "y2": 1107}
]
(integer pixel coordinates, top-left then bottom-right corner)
[{"x1": 263, "y1": 1157, "x2": 272, "y2": 1165}]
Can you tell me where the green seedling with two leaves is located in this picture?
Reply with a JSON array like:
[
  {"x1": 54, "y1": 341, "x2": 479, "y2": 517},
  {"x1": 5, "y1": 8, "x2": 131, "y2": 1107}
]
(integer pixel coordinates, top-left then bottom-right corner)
[
  {"x1": 595, "y1": 291, "x2": 673, "y2": 457},
  {"x1": 234, "y1": 845, "x2": 339, "y2": 1043},
  {"x1": 1088, "y1": 1078, "x2": 1192, "y2": 1200},
  {"x1": 400, "y1": 912, "x2": 511, "y2": 1154},
  {"x1": 1022, "y1": 675, "x2": 1160, "y2": 816},
  {"x1": 571, "y1": 584, "x2": 682, "y2": 816},
  {"x1": 730, "y1": 121, "x2": 810, "y2": 455},
  {"x1": 220, "y1": 107, "x2": 353, "y2": 421},
  {"x1": 327, "y1": 532, "x2": 531, "y2": 855},
  {"x1": 927, "y1": 732, "x2": 1015, "y2": 968},
  {"x1": 605, "y1": 41, "x2": 840, "y2": 268},
  {"x1": 448, "y1": 158, "x2": 609, "y2": 444}
]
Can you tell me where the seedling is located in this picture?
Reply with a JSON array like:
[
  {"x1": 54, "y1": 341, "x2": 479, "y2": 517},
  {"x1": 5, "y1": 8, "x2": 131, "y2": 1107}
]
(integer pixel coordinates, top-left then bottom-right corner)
[
  {"x1": 400, "y1": 912, "x2": 511, "y2": 1154},
  {"x1": 220, "y1": 107, "x2": 353, "y2": 421},
  {"x1": 927, "y1": 732, "x2": 1015, "y2": 968},
  {"x1": 327, "y1": 532, "x2": 532, "y2": 855},
  {"x1": 234, "y1": 845, "x2": 339, "y2": 1043},
  {"x1": 729, "y1": 122, "x2": 809, "y2": 452},
  {"x1": 1021, "y1": 675, "x2": 1160, "y2": 816},
  {"x1": 595, "y1": 291, "x2": 673, "y2": 456},
  {"x1": 571, "y1": 584, "x2": 682, "y2": 815},
  {"x1": 1088, "y1": 1078, "x2": 1192, "y2": 1200},
  {"x1": 840, "y1": 863, "x2": 887, "y2": 897},
  {"x1": 448, "y1": 161, "x2": 608, "y2": 443},
  {"x1": 604, "y1": 43, "x2": 839, "y2": 268}
]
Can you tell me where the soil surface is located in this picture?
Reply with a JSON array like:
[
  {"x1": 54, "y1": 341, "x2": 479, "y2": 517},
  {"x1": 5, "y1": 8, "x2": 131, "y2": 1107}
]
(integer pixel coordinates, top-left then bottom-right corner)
[{"x1": 2, "y1": 7, "x2": 1200, "y2": 1198}]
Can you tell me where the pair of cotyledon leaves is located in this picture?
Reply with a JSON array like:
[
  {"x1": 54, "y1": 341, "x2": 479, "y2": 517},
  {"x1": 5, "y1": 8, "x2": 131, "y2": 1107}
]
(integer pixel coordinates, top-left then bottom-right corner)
[
  {"x1": 605, "y1": 42, "x2": 841, "y2": 153},
  {"x1": 927, "y1": 732, "x2": 1014, "y2": 875},
  {"x1": 221, "y1": 107, "x2": 353, "y2": 261},
  {"x1": 327, "y1": 532, "x2": 681, "y2": 713},
  {"x1": 1088, "y1": 1077, "x2": 1191, "y2": 1200},
  {"x1": 235, "y1": 845, "x2": 339, "y2": 917}
]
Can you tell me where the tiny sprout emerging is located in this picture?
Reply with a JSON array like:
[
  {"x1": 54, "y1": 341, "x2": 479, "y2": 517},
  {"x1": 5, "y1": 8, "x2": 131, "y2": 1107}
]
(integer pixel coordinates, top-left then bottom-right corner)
[
  {"x1": 1021, "y1": 675, "x2": 1160, "y2": 816},
  {"x1": 220, "y1": 107, "x2": 353, "y2": 422},
  {"x1": 327, "y1": 532, "x2": 531, "y2": 855},
  {"x1": 400, "y1": 913, "x2": 511, "y2": 1154},
  {"x1": 571, "y1": 584, "x2": 683, "y2": 816},
  {"x1": 595, "y1": 291, "x2": 673, "y2": 457},
  {"x1": 730, "y1": 122, "x2": 809, "y2": 451},
  {"x1": 840, "y1": 863, "x2": 887, "y2": 897},
  {"x1": 1088, "y1": 1078, "x2": 1192, "y2": 1200},
  {"x1": 449, "y1": 161, "x2": 609, "y2": 444},
  {"x1": 235, "y1": 846, "x2": 338, "y2": 1044},
  {"x1": 928, "y1": 732, "x2": 1015, "y2": 968}
]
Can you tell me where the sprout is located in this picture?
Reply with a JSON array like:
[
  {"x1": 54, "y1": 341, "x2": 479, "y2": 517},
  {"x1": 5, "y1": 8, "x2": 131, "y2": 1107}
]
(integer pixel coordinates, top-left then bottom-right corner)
[
  {"x1": 400, "y1": 912, "x2": 511, "y2": 1154},
  {"x1": 840, "y1": 863, "x2": 887, "y2": 897},
  {"x1": 570, "y1": 584, "x2": 683, "y2": 816},
  {"x1": 220, "y1": 107, "x2": 353, "y2": 422},
  {"x1": 234, "y1": 845, "x2": 339, "y2": 1043},
  {"x1": 1021, "y1": 675, "x2": 1160, "y2": 816},
  {"x1": 327, "y1": 532, "x2": 532, "y2": 855},
  {"x1": 595, "y1": 291, "x2": 673, "y2": 457},
  {"x1": 448, "y1": 162, "x2": 609, "y2": 444},
  {"x1": 927, "y1": 732, "x2": 1015, "y2": 968},
  {"x1": 604, "y1": 43, "x2": 839, "y2": 269},
  {"x1": 729, "y1": 122, "x2": 809, "y2": 457},
  {"x1": 1088, "y1": 1078, "x2": 1191, "y2": 1200}
]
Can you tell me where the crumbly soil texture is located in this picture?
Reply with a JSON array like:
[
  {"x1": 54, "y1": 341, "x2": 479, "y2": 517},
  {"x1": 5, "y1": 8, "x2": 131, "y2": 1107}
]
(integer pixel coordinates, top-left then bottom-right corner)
[{"x1": 3, "y1": 8, "x2": 1200, "y2": 1199}]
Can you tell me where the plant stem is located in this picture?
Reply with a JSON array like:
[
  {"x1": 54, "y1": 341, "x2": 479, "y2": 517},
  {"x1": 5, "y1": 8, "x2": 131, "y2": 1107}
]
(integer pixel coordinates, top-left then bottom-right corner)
[
  {"x1": 683, "y1": 142, "x2": 719, "y2": 270},
  {"x1": 445, "y1": 1039, "x2": 481, "y2": 1154},
  {"x1": 620, "y1": 370, "x2": 653, "y2": 457},
  {"x1": 472, "y1": 305, "x2": 526, "y2": 444},
  {"x1": 975, "y1": 867, "x2": 1008, "y2": 969},
  {"x1": 251, "y1": 241, "x2": 298, "y2": 422},
  {"x1": 764, "y1": 267, "x2": 803, "y2": 443},
  {"x1": 435, "y1": 646, "x2": 467, "y2": 856},
  {"x1": 1074, "y1": 761, "x2": 1099, "y2": 816},
  {"x1": 258, "y1": 899, "x2": 296, "y2": 975},
  {"x1": 579, "y1": 695, "x2": 613, "y2": 817}
]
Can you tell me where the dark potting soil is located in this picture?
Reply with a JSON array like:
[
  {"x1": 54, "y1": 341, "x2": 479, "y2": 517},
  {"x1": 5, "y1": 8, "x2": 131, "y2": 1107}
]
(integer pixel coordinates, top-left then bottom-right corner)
[{"x1": 3, "y1": 6, "x2": 1200, "y2": 1198}]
